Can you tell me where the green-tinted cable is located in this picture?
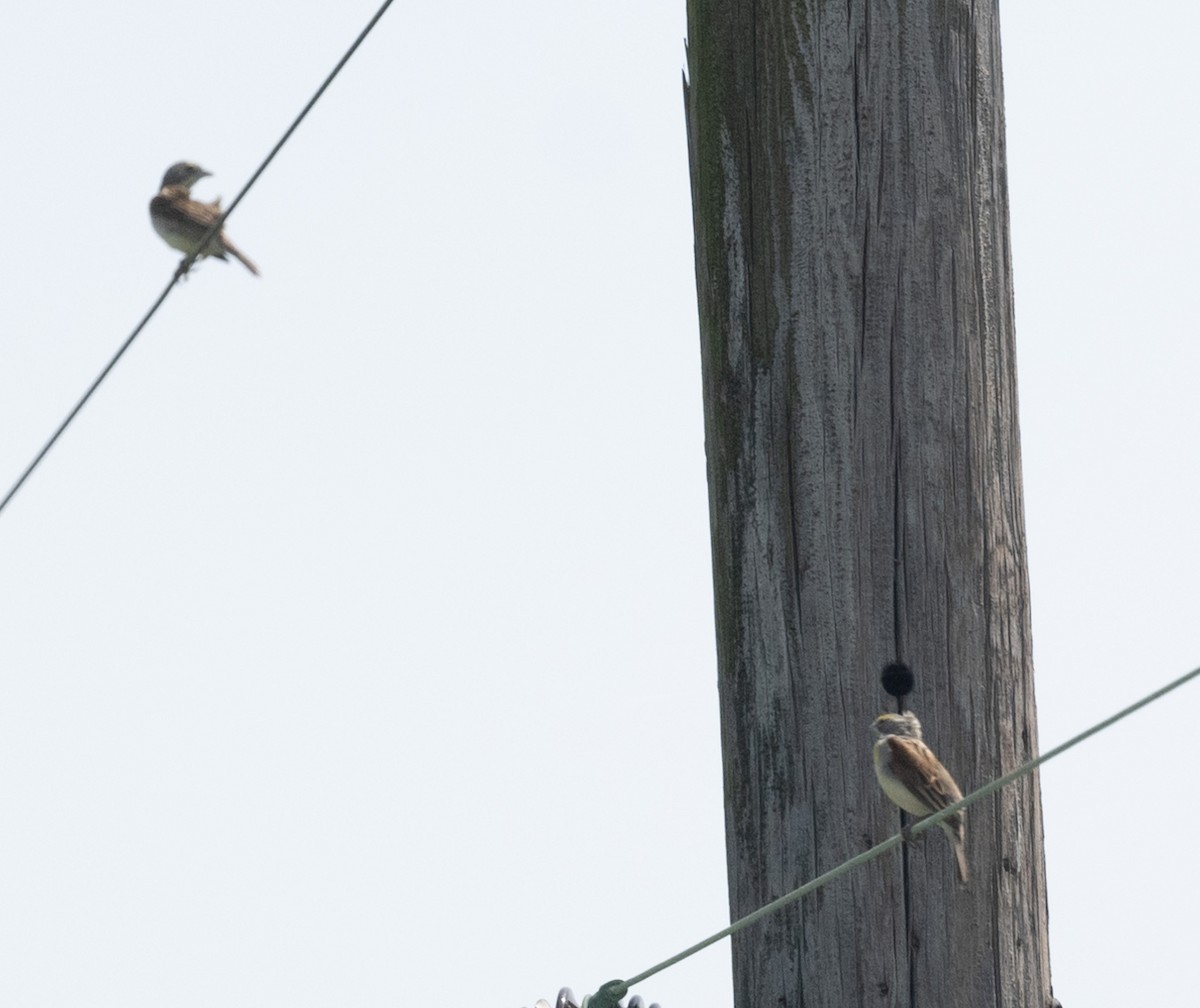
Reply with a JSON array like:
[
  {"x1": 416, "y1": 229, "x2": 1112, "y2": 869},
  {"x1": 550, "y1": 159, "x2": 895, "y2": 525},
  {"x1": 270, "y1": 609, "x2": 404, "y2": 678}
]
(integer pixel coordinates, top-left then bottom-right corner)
[{"x1": 614, "y1": 662, "x2": 1200, "y2": 995}]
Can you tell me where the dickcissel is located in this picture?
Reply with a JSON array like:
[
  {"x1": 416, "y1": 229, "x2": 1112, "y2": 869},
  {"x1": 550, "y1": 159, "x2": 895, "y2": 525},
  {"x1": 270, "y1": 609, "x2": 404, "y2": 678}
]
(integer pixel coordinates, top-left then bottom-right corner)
[
  {"x1": 872, "y1": 711, "x2": 969, "y2": 883},
  {"x1": 149, "y1": 162, "x2": 259, "y2": 277}
]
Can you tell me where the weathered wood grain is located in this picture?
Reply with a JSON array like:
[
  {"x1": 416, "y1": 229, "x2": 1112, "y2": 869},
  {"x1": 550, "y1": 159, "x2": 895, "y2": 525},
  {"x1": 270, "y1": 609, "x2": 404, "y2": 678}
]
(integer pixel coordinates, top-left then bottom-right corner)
[{"x1": 684, "y1": 2, "x2": 1054, "y2": 1004}]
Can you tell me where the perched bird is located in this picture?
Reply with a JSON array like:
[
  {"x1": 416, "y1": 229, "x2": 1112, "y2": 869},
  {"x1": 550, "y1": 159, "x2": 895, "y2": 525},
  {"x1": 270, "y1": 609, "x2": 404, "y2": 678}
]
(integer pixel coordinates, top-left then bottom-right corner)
[
  {"x1": 872, "y1": 711, "x2": 969, "y2": 883},
  {"x1": 149, "y1": 162, "x2": 259, "y2": 277}
]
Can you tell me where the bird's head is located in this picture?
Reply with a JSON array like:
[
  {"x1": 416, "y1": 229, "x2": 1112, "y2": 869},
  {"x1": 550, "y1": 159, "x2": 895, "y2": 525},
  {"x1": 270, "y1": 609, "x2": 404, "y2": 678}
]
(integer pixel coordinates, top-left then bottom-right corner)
[
  {"x1": 872, "y1": 711, "x2": 923, "y2": 740},
  {"x1": 160, "y1": 161, "x2": 211, "y2": 190}
]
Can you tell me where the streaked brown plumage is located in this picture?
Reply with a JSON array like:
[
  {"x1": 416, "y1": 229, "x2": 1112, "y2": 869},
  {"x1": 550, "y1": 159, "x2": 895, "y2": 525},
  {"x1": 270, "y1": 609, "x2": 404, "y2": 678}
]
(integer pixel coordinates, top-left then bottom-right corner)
[
  {"x1": 149, "y1": 162, "x2": 259, "y2": 277},
  {"x1": 872, "y1": 711, "x2": 969, "y2": 883}
]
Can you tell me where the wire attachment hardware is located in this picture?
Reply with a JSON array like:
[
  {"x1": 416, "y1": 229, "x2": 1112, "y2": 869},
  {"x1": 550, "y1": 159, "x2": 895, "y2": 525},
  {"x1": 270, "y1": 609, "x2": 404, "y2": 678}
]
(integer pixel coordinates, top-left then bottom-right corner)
[{"x1": 526, "y1": 985, "x2": 660, "y2": 1008}]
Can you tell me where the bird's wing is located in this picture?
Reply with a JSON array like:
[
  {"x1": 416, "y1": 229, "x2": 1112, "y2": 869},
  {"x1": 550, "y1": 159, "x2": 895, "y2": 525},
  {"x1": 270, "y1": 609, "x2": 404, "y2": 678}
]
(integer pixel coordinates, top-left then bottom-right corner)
[
  {"x1": 885, "y1": 736, "x2": 964, "y2": 812},
  {"x1": 150, "y1": 192, "x2": 226, "y2": 247}
]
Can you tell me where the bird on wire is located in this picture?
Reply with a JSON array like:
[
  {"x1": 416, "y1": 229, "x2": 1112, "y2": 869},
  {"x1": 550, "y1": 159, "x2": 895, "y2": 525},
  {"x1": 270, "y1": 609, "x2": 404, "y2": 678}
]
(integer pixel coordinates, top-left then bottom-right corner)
[
  {"x1": 872, "y1": 710, "x2": 969, "y2": 883},
  {"x1": 149, "y1": 161, "x2": 259, "y2": 278}
]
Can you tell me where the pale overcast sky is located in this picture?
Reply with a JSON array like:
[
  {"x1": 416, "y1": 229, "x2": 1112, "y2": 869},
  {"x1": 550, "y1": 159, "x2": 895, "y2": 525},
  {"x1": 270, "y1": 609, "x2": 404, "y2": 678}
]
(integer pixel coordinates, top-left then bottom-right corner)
[{"x1": 2, "y1": 3, "x2": 1197, "y2": 1006}]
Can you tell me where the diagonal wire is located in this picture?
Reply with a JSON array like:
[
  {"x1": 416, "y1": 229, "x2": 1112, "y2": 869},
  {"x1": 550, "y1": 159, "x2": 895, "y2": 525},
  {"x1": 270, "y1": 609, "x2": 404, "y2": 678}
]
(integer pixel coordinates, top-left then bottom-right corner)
[
  {"x1": 601, "y1": 661, "x2": 1200, "y2": 1000},
  {"x1": 0, "y1": 0, "x2": 397, "y2": 519}
]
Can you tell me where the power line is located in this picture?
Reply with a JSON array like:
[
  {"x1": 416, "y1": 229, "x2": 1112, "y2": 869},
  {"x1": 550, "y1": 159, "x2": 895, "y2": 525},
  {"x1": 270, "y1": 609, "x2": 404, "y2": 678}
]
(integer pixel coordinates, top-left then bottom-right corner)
[
  {"x1": 592, "y1": 662, "x2": 1200, "y2": 1004},
  {"x1": 0, "y1": 0, "x2": 397, "y2": 519}
]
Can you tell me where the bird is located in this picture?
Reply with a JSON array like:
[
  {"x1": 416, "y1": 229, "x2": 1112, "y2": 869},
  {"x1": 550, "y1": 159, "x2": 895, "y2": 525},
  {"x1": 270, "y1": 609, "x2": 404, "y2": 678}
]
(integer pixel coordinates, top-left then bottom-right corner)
[
  {"x1": 149, "y1": 161, "x2": 259, "y2": 277},
  {"x1": 872, "y1": 710, "x2": 969, "y2": 883}
]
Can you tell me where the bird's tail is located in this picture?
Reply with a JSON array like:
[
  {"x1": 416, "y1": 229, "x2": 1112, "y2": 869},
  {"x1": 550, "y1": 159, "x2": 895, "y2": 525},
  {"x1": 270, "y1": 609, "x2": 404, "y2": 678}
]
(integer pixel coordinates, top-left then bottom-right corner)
[
  {"x1": 224, "y1": 239, "x2": 260, "y2": 277},
  {"x1": 950, "y1": 833, "x2": 969, "y2": 884},
  {"x1": 940, "y1": 825, "x2": 969, "y2": 888}
]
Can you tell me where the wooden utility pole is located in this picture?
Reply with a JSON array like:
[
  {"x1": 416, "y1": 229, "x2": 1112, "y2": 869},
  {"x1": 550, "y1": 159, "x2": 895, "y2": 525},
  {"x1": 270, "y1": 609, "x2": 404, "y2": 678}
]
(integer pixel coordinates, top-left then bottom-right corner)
[{"x1": 683, "y1": 3, "x2": 1054, "y2": 1006}]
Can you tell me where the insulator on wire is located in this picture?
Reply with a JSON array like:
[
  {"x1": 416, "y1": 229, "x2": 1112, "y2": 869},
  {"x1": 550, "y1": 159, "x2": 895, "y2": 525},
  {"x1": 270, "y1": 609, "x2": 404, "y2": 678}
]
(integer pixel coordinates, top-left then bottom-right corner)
[{"x1": 525, "y1": 986, "x2": 661, "y2": 1008}]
